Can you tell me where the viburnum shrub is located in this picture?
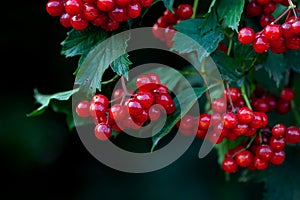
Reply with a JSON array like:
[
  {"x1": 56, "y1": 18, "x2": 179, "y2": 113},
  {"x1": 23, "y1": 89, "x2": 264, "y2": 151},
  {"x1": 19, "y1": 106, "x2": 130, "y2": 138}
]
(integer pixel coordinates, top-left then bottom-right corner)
[{"x1": 30, "y1": 0, "x2": 300, "y2": 199}]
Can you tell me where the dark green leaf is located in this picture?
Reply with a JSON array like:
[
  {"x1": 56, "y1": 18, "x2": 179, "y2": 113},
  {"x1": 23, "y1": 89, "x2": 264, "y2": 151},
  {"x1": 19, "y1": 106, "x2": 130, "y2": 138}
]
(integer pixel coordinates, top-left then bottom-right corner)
[
  {"x1": 211, "y1": 51, "x2": 242, "y2": 84},
  {"x1": 111, "y1": 54, "x2": 132, "y2": 79},
  {"x1": 173, "y1": 19, "x2": 204, "y2": 40},
  {"x1": 61, "y1": 26, "x2": 109, "y2": 58},
  {"x1": 151, "y1": 87, "x2": 207, "y2": 151},
  {"x1": 27, "y1": 88, "x2": 79, "y2": 117},
  {"x1": 172, "y1": 23, "x2": 224, "y2": 63},
  {"x1": 207, "y1": 0, "x2": 217, "y2": 14},
  {"x1": 217, "y1": 0, "x2": 245, "y2": 32},
  {"x1": 284, "y1": 49, "x2": 300, "y2": 73},
  {"x1": 200, "y1": 9, "x2": 218, "y2": 36},
  {"x1": 264, "y1": 51, "x2": 286, "y2": 87},
  {"x1": 75, "y1": 31, "x2": 130, "y2": 96},
  {"x1": 51, "y1": 100, "x2": 75, "y2": 131}
]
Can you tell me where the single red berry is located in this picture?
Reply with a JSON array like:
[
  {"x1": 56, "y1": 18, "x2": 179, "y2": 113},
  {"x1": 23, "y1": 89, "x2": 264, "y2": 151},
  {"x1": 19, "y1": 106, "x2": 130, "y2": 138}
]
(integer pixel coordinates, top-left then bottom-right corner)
[
  {"x1": 264, "y1": 24, "x2": 282, "y2": 41},
  {"x1": 94, "y1": 123, "x2": 112, "y2": 140},
  {"x1": 46, "y1": 0, "x2": 64, "y2": 16},
  {"x1": 270, "y1": 37, "x2": 285, "y2": 49},
  {"x1": 223, "y1": 112, "x2": 238, "y2": 129},
  {"x1": 291, "y1": 19, "x2": 300, "y2": 34},
  {"x1": 246, "y1": 1, "x2": 263, "y2": 17},
  {"x1": 280, "y1": 87, "x2": 294, "y2": 102},
  {"x1": 83, "y1": 3, "x2": 99, "y2": 21},
  {"x1": 196, "y1": 129, "x2": 207, "y2": 139},
  {"x1": 148, "y1": 73, "x2": 161, "y2": 84},
  {"x1": 127, "y1": 99, "x2": 143, "y2": 116},
  {"x1": 285, "y1": 36, "x2": 300, "y2": 50},
  {"x1": 252, "y1": 98, "x2": 269, "y2": 113},
  {"x1": 263, "y1": 2, "x2": 276, "y2": 14},
  {"x1": 60, "y1": 13, "x2": 72, "y2": 28},
  {"x1": 163, "y1": 8, "x2": 178, "y2": 24},
  {"x1": 109, "y1": 104, "x2": 127, "y2": 121},
  {"x1": 176, "y1": 4, "x2": 193, "y2": 20},
  {"x1": 109, "y1": 7, "x2": 127, "y2": 22},
  {"x1": 65, "y1": 0, "x2": 83, "y2": 15},
  {"x1": 179, "y1": 115, "x2": 195, "y2": 130},
  {"x1": 132, "y1": 109, "x2": 149, "y2": 123},
  {"x1": 97, "y1": 0, "x2": 115, "y2": 12},
  {"x1": 281, "y1": 22, "x2": 294, "y2": 38},
  {"x1": 208, "y1": 131, "x2": 224, "y2": 144},
  {"x1": 253, "y1": 156, "x2": 269, "y2": 170},
  {"x1": 256, "y1": 144, "x2": 273, "y2": 161},
  {"x1": 260, "y1": 14, "x2": 275, "y2": 28},
  {"x1": 136, "y1": 91, "x2": 155, "y2": 109},
  {"x1": 92, "y1": 94, "x2": 109, "y2": 108},
  {"x1": 238, "y1": 27, "x2": 256, "y2": 44},
  {"x1": 71, "y1": 14, "x2": 89, "y2": 30},
  {"x1": 270, "y1": 150, "x2": 285, "y2": 165},
  {"x1": 222, "y1": 157, "x2": 239, "y2": 173},
  {"x1": 76, "y1": 100, "x2": 91, "y2": 118},
  {"x1": 244, "y1": 127, "x2": 257, "y2": 136},
  {"x1": 138, "y1": 0, "x2": 153, "y2": 7},
  {"x1": 232, "y1": 123, "x2": 249, "y2": 136},
  {"x1": 115, "y1": 0, "x2": 131, "y2": 7},
  {"x1": 135, "y1": 74, "x2": 157, "y2": 92},
  {"x1": 260, "y1": 112, "x2": 269, "y2": 128},
  {"x1": 277, "y1": 99, "x2": 291, "y2": 114},
  {"x1": 155, "y1": 93, "x2": 173, "y2": 111},
  {"x1": 211, "y1": 113, "x2": 222, "y2": 126},
  {"x1": 126, "y1": 2, "x2": 141, "y2": 19},
  {"x1": 212, "y1": 98, "x2": 227, "y2": 113},
  {"x1": 235, "y1": 150, "x2": 253, "y2": 167},
  {"x1": 272, "y1": 124, "x2": 286, "y2": 138},
  {"x1": 237, "y1": 107, "x2": 254, "y2": 124},
  {"x1": 91, "y1": 11, "x2": 108, "y2": 26},
  {"x1": 198, "y1": 114, "x2": 211, "y2": 130},
  {"x1": 154, "y1": 84, "x2": 169, "y2": 94},
  {"x1": 256, "y1": 0, "x2": 271, "y2": 5},
  {"x1": 253, "y1": 36, "x2": 270, "y2": 53},
  {"x1": 101, "y1": 18, "x2": 119, "y2": 31},
  {"x1": 223, "y1": 88, "x2": 242, "y2": 103},
  {"x1": 148, "y1": 104, "x2": 162, "y2": 121},
  {"x1": 285, "y1": 126, "x2": 300, "y2": 144},
  {"x1": 89, "y1": 102, "x2": 107, "y2": 118},
  {"x1": 269, "y1": 136, "x2": 286, "y2": 151},
  {"x1": 249, "y1": 112, "x2": 263, "y2": 128}
]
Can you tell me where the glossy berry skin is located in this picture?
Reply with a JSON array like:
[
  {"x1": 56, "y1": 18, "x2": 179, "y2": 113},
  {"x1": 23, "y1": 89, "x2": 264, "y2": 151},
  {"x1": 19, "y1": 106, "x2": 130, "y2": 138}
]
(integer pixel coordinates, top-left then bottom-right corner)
[
  {"x1": 223, "y1": 88, "x2": 242, "y2": 103},
  {"x1": 115, "y1": 0, "x2": 131, "y2": 7},
  {"x1": 256, "y1": 144, "x2": 273, "y2": 161},
  {"x1": 263, "y1": 2, "x2": 276, "y2": 14},
  {"x1": 136, "y1": 74, "x2": 157, "y2": 92},
  {"x1": 253, "y1": 156, "x2": 269, "y2": 170},
  {"x1": 60, "y1": 13, "x2": 72, "y2": 28},
  {"x1": 223, "y1": 112, "x2": 238, "y2": 129},
  {"x1": 253, "y1": 36, "x2": 270, "y2": 53},
  {"x1": 281, "y1": 22, "x2": 294, "y2": 38},
  {"x1": 280, "y1": 87, "x2": 294, "y2": 102},
  {"x1": 272, "y1": 123, "x2": 286, "y2": 138},
  {"x1": 222, "y1": 157, "x2": 238, "y2": 173},
  {"x1": 277, "y1": 100, "x2": 291, "y2": 114},
  {"x1": 253, "y1": 98, "x2": 269, "y2": 113},
  {"x1": 155, "y1": 93, "x2": 173, "y2": 111},
  {"x1": 246, "y1": 1, "x2": 263, "y2": 17},
  {"x1": 65, "y1": 0, "x2": 84, "y2": 15},
  {"x1": 109, "y1": 7, "x2": 127, "y2": 22},
  {"x1": 260, "y1": 14, "x2": 274, "y2": 28},
  {"x1": 76, "y1": 100, "x2": 91, "y2": 118},
  {"x1": 89, "y1": 102, "x2": 107, "y2": 118},
  {"x1": 139, "y1": 0, "x2": 153, "y2": 7},
  {"x1": 198, "y1": 114, "x2": 211, "y2": 130},
  {"x1": 270, "y1": 150, "x2": 285, "y2": 165},
  {"x1": 92, "y1": 94, "x2": 109, "y2": 108},
  {"x1": 238, "y1": 27, "x2": 255, "y2": 44},
  {"x1": 176, "y1": 4, "x2": 193, "y2": 20},
  {"x1": 264, "y1": 24, "x2": 282, "y2": 41},
  {"x1": 136, "y1": 91, "x2": 155, "y2": 109},
  {"x1": 237, "y1": 107, "x2": 253, "y2": 124},
  {"x1": 46, "y1": 0, "x2": 64, "y2": 16},
  {"x1": 71, "y1": 14, "x2": 89, "y2": 30},
  {"x1": 285, "y1": 126, "x2": 300, "y2": 144},
  {"x1": 249, "y1": 112, "x2": 263, "y2": 129},
  {"x1": 83, "y1": 3, "x2": 99, "y2": 21},
  {"x1": 291, "y1": 19, "x2": 300, "y2": 34},
  {"x1": 269, "y1": 136, "x2": 286, "y2": 151},
  {"x1": 127, "y1": 99, "x2": 143, "y2": 116},
  {"x1": 148, "y1": 105, "x2": 162, "y2": 121},
  {"x1": 232, "y1": 123, "x2": 249, "y2": 136},
  {"x1": 212, "y1": 98, "x2": 227, "y2": 113},
  {"x1": 179, "y1": 115, "x2": 195, "y2": 130},
  {"x1": 94, "y1": 123, "x2": 112, "y2": 140},
  {"x1": 97, "y1": 0, "x2": 115, "y2": 12},
  {"x1": 109, "y1": 104, "x2": 126, "y2": 121},
  {"x1": 235, "y1": 150, "x2": 253, "y2": 167},
  {"x1": 127, "y1": 2, "x2": 141, "y2": 19}
]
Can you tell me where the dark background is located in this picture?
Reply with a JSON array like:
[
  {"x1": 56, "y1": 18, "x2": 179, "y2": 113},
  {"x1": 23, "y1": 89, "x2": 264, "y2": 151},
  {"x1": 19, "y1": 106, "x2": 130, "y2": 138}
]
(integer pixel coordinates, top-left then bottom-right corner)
[{"x1": 0, "y1": 1, "x2": 264, "y2": 199}]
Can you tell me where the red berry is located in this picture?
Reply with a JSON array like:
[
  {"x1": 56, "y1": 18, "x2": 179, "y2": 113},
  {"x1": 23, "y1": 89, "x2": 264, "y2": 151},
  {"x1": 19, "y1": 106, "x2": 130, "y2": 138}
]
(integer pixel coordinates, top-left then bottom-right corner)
[
  {"x1": 256, "y1": 144, "x2": 273, "y2": 161},
  {"x1": 222, "y1": 157, "x2": 239, "y2": 173},
  {"x1": 269, "y1": 136, "x2": 286, "y2": 151},
  {"x1": 83, "y1": 3, "x2": 99, "y2": 21},
  {"x1": 285, "y1": 126, "x2": 300, "y2": 144},
  {"x1": 280, "y1": 87, "x2": 294, "y2": 102},
  {"x1": 179, "y1": 115, "x2": 195, "y2": 130},
  {"x1": 260, "y1": 112, "x2": 269, "y2": 128},
  {"x1": 132, "y1": 109, "x2": 148, "y2": 123},
  {"x1": 148, "y1": 104, "x2": 162, "y2": 121},
  {"x1": 71, "y1": 14, "x2": 89, "y2": 30},
  {"x1": 277, "y1": 99, "x2": 291, "y2": 114},
  {"x1": 264, "y1": 24, "x2": 282, "y2": 41},
  {"x1": 196, "y1": 129, "x2": 207, "y2": 139},
  {"x1": 291, "y1": 19, "x2": 300, "y2": 34},
  {"x1": 109, "y1": 7, "x2": 127, "y2": 22},
  {"x1": 260, "y1": 14, "x2": 275, "y2": 28},
  {"x1": 246, "y1": 1, "x2": 263, "y2": 17},
  {"x1": 272, "y1": 124, "x2": 286, "y2": 138},
  {"x1": 89, "y1": 102, "x2": 107, "y2": 118},
  {"x1": 94, "y1": 123, "x2": 112, "y2": 140},
  {"x1": 109, "y1": 104, "x2": 127, "y2": 121},
  {"x1": 155, "y1": 93, "x2": 173, "y2": 111},
  {"x1": 65, "y1": 0, "x2": 83, "y2": 15},
  {"x1": 91, "y1": 11, "x2": 108, "y2": 26},
  {"x1": 235, "y1": 150, "x2": 253, "y2": 167},
  {"x1": 270, "y1": 150, "x2": 285, "y2": 165},
  {"x1": 46, "y1": 0, "x2": 64, "y2": 16},
  {"x1": 263, "y1": 2, "x2": 276, "y2": 14},
  {"x1": 163, "y1": 9, "x2": 178, "y2": 24},
  {"x1": 281, "y1": 22, "x2": 294, "y2": 38},
  {"x1": 232, "y1": 123, "x2": 249, "y2": 136},
  {"x1": 135, "y1": 74, "x2": 157, "y2": 92},
  {"x1": 115, "y1": 0, "x2": 131, "y2": 7},
  {"x1": 92, "y1": 94, "x2": 109, "y2": 108},
  {"x1": 60, "y1": 13, "x2": 72, "y2": 28},
  {"x1": 138, "y1": 0, "x2": 153, "y2": 7},
  {"x1": 238, "y1": 27, "x2": 256, "y2": 44},
  {"x1": 223, "y1": 112, "x2": 238, "y2": 129},
  {"x1": 126, "y1": 2, "x2": 141, "y2": 19},
  {"x1": 176, "y1": 4, "x2": 193, "y2": 20},
  {"x1": 198, "y1": 114, "x2": 211, "y2": 130},
  {"x1": 237, "y1": 107, "x2": 254, "y2": 124},
  {"x1": 256, "y1": 0, "x2": 271, "y2": 5},
  {"x1": 76, "y1": 100, "x2": 91, "y2": 118},
  {"x1": 127, "y1": 99, "x2": 143, "y2": 116},
  {"x1": 136, "y1": 91, "x2": 155, "y2": 109},
  {"x1": 212, "y1": 98, "x2": 227, "y2": 113},
  {"x1": 253, "y1": 156, "x2": 269, "y2": 170},
  {"x1": 223, "y1": 88, "x2": 242, "y2": 103},
  {"x1": 253, "y1": 36, "x2": 270, "y2": 53},
  {"x1": 249, "y1": 112, "x2": 263, "y2": 128},
  {"x1": 97, "y1": 0, "x2": 115, "y2": 12},
  {"x1": 101, "y1": 18, "x2": 119, "y2": 31}
]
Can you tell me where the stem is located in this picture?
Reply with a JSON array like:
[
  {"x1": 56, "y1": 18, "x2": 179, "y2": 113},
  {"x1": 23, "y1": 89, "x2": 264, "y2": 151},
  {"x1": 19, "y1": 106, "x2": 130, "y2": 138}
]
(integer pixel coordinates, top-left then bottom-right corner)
[
  {"x1": 225, "y1": 80, "x2": 236, "y2": 113},
  {"x1": 241, "y1": 84, "x2": 252, "y2": 110},
  {"x1": 231, "y1": 134, "x2": 257, "y2": 158},
  {"x1": 192, "y1": 0, "x2": 199, "y2": 19},
  {"x1": 227, "y1": 38, "x2": 233, "y2": 56},
  {"x1": 272, "y1": 7, "x2": 291, "y2": 24},
  {"x1": 102, "y1": 74, "x2": 120, "y2": 85},
  {"x1": 288, "y1": 0, "x2": 298, "y2": 19}
]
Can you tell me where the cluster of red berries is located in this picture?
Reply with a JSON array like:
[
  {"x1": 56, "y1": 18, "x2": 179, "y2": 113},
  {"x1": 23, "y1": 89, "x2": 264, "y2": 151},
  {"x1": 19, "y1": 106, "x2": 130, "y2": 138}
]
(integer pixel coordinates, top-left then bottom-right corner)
[
  {"x1": 246, "y1": 0, "x2": 290, "y2": 28},
  {"x1": 238, "y1": 16, "x2": 300, "y2": 53},
  {"x1": 251, "y1": 86, "x2": 294, "y2": 114},
  {"x1": 75, "y1": 73, "x2": 176, "y2": 140},
  {"x1": 152, "y1": 4, "x2": 193, "y2": 48},
  {"x1": 175, "y1": 86, "x2": 298, "y2": 172},
  {"x1": 239, "y1": 0, "x2": 300, "y2": 53},
  {"x1": 222, "y1": 122, "x2": 300, "y2": 173},
  {"x1": 46, "y1": 0, "x2": 153, "y2": 31}
]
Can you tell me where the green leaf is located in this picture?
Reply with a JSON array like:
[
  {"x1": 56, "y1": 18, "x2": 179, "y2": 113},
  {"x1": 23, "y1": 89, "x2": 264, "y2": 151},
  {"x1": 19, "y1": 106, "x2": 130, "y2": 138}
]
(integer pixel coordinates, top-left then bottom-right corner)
[
  {"x1": 284, "y1": 49, "x2": 300, "y2": 73},
  {"x1": 27, "y1": 88, "x2": 79, "y2": 117},
  {"x1": 75, "y1": 31, "x2": 131, "y2": 96},
  {"x1": 211, "y1": 51, "x2": 243, "y2": 84},
  {"x1": 217, "y1": 0, "x2": 245, "y2": 32},
  {"x1": 162, "y1": 0, "x2": 175, "y2": 12},
  {"x1": 61, "y1": 26, "x2": 109, "y2": 58},
  {"x1": 200, "y1": 9, "x2": 218, "y2": 36},
  {"x1": 172, "y1": 21, "x2": 224, "y2": 63},
  {"x1": 111, "y1": 54, "x2": 132, "y2": 79},
  {"x1": 264, "y1": 51, "x2": 286, "y2": 88},
  {"x1": 151, "y1": 87, "x2": 207, "y2": 151},
  {"x1": 51, "y1": 100, "x2": 75, "y2": 131},
  {"x1": 207, "y1": 0, "x2": 217, "y2": 14}
]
